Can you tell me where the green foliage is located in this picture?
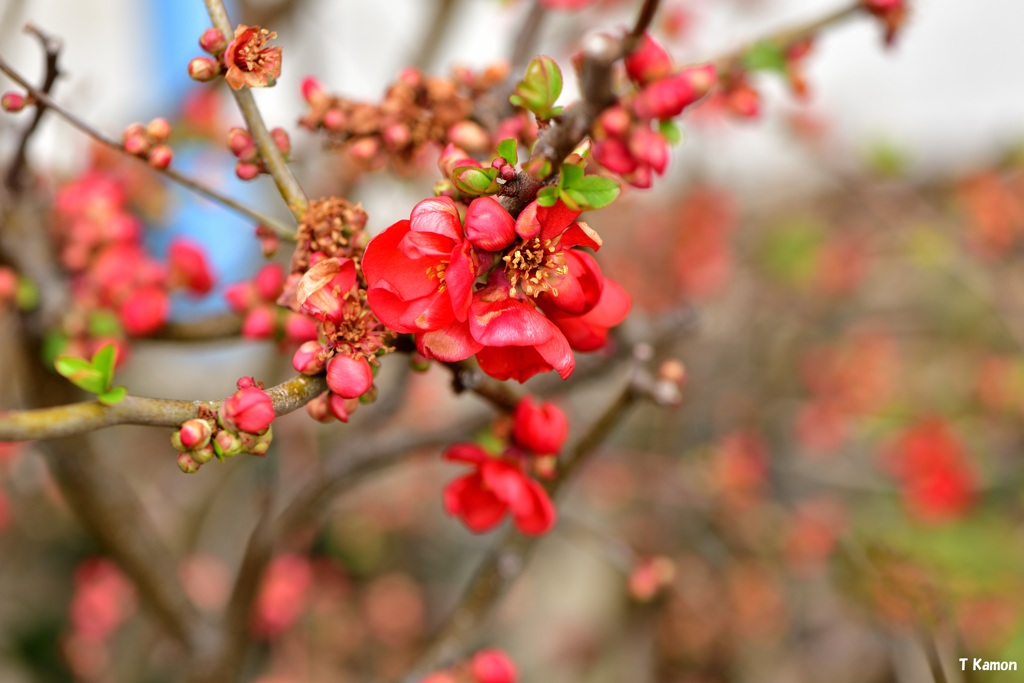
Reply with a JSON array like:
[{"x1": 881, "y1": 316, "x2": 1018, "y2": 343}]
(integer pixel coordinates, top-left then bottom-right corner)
[
  {"x1": 54, "y1": 342, "x2": 127, "y2": 406},
  {"x1": 497, "y1": 138, "x2": 519, "y2": 166},
  {"x1": 452, "y1": 166, "x2": 500, "y2": 196},
  {"x1": 509, "y1": 56, "x2": 564, "y2": 120},
  {"x1": 741, "y1": 42, "x2": 788, "y2": 74},
  {"x1": 537, "y1": 161, "x2": 621, "y2": 211}
]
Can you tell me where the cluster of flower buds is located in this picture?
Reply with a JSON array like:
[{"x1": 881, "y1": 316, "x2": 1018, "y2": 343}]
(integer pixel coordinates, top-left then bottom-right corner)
[
  {"x1": 172, "y1": 378, "x2": 276, "y2": 473},
  {"x1": 1, "y1": 91, "x2": 31, "y2": 113},
  {"x1": 443, "y1": 397, "x2": 568, "y2": 535},
  {"x1": 188, "y1": 25, "x2": 282, "y2": 90},
  {"x1": 298, "y1": 64, "x2": 507, "y2": 172},
  {"x1": 224, "y1": 262, "x2": 318, "y2": 343},
  {"x1": 50, "y1": 170, "x2": 214, "y2": 363},
  {"x1": 227, "y1": 126, "x2": 291, "y2": 181},
  {"x1": 423, "y1": 649, "x2": 518, "y2": 683},
  {"x1": 121, "y1": 118, "x2": 174, "y2": 169},
  {"x1": 591, "y1": 33, "x2": 715, "y2": 188}
]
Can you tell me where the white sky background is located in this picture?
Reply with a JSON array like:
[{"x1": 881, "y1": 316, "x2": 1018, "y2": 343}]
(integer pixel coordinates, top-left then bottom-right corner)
[{"x1": 1, "y1": 0, "x2": 1022, "y2": 211}]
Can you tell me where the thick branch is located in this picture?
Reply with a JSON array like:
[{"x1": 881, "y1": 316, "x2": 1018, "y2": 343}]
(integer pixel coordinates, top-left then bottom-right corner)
[
  {"x1": 0, "y1": 374, "x2": 327, "y2": 441},
  {"x1": 203, "y1": 0, "x2": 309, "y2": 219},
  {"x1": 0, "y1": 56, "x2": 295, "y2": 239}
]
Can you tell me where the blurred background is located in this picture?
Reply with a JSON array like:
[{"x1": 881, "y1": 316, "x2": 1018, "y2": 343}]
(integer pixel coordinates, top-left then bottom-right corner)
[{"x1": 1, "y1": 0, "x2": 1024, "y2": 681}]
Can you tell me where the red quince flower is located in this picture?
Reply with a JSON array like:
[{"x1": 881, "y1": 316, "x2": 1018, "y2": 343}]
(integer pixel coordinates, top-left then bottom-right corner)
[
  {"x1": 326, "y1": 354, "x2": 373, "y2": 399},
  {"x1": 221, "y1": 386, "x2": 275, "y2": 434},
  {"x1": 885, "y1": 419, "x2": 975, "y2": 522},
  {"x1": 363, "y1": 196, "x2": 479, "y2": 333},
  {"x1": 541, "y1": 276, "x2": 631, "y2": 351},
  {"x1": 512, "y1": 396, "x2": 568, "y2": 455},
  {"x1": 223, "y1": 25, "x2": 282, "y2": 90},
  {"x1": 119, "y1": 286, "x2": 169, "y2": 336},
  {"x1": 443, "y1": 444, "x2": 555, "y2": 535},
  {"x1": 625, "y1": 32, "x2": 674, "y2": 87}
]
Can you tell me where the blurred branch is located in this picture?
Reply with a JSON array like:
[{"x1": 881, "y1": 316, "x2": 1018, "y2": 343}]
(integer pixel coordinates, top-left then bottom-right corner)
[
  {"x1": 203, "y1": 0, "x2": 310, "y2": 220},
  {"x1": 509, "y1": 0, "x2": 547, "y2": 72},
  {"x1": 4, "y1": 24, "x2": 61, "y2": 192},
  {"x1": 155, "y1": 313, "x2": 244, "y2": 341},
  {"x1": 0, "y1": 374, "x2": 327, "y2": 441},
  {"x1": 0, "y1": 54, "x2": 295, "y2": 239},
  {"x1": 414, "y1": 0, "x2": 459, "y2": 70}
]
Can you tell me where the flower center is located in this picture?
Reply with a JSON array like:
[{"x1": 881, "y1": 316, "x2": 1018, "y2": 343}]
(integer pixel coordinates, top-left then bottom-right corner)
[
  {"x1": 425, "y1": 260, "x2": 449, "y2": 293},
  {"x1": 323, "y1": 290, "x2": 393, "y2": 362},
  {"x1": 503, "y1": 238, "x2": 568, "y2": 298}
]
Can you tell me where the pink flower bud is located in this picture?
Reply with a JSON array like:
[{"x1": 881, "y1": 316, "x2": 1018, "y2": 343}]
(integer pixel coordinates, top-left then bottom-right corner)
[
  {"x1": 329, "y1": 393, "x2": 357, "y2": 422},
  {"x1": 221, "y1": 386, "x2": 275, "y2": 434},
  {"x1": 631, "y1": 64, "x2": 716, "y2": 120},
  {"x1": 464, "y1": 196, "x2": 516, "y2": 251},
  {"x1": 597, "y1": 105, "x2": 632, "y2": 139},
  {"x1": 119, "y1": 287, "x2": 168, "y2": 336},
  {"x1": 382, "y1": 123, "x2": 411, "y2": 149},
  {"x1": 513, "y1": 396, "x2": 568, "y2": 455},
  {"x1": 236, "y1": 377, "x2": 259, "y2": 389},
  {"x1": 179, "y1": 419, "x2": 213, "y2": 450},
  {"x1": 199, "y1": 27, "x2": 227, "y2": 55},
  {"x1": 629, "y1": 126, "x2": 669, "y2": 174},
  {"x1": 292, "y1": 341, "x2": 326, "y2": 375},
  {"x1": 2, "y1": 91, "x2": 27, "y2": 112},
  {"x1": 593, "y1": 138, "x2": 638, "y2": 175},
  {"x1": 241, "y1": 305, "x2": 276, "y2": 339},
  {"x1": 447, "y1": 121, "x2": 490, "y2": 152},
  {"x1": 148, "y1": 144, "x2": 173, "y2": 170},
  {"x1": 123, "y1": 131, "x2": 151, "y2": 157},
  {"x1": 227, "y1": 127, "x2": 255, "y2": 157},
  {"x1": 188, "y1": 56, "x2": 221, "y2": 82},
  {"x1": 191, "y1": 443, "x2": 216, "y2": 465},
  {"x1": 625, "y1": 32, "x2": 674, "y2": 86},
  {"x1": 348, "y1": 136, "x2": 380, "y2": 163},
  {"x1": 255, "y1": 263, "x2": 285, "y2": 301},
  {"x1": 177, "y1": 452, "x2": 202, "y2": 474},
  {"x1": 305, "y1": 393, "x2": 332, "y2": 422},
  {"x1": 284, "y1": 312, "x2": 319, "y2": 343},
  {"x1": 438, "y1": 143, "x2": 479, "y2": 179},
  {"x1": 146, "y1": 117, "x2": 172, "y2": 143},
  {"x1": 326, "y1": 355, "x2": 373, "y2": 399},
  {"x1": 224, "y1": 282, "x2": 255, "y2": 312},
  {"x1": 270, "y1": 127, "x2": 291, "y2": 156},
  {"x1": 300, "y1": 76, "x2": 326, "y2": 105},
  {"x1": 471, "y1": 649, "x2": 518, "y2": 683},
  {"x1": 323, "y1": 107, "x2": 347, "y2": 132},
  {"x1": 248, "y1": 427, "x2": 273, "y2": 456},
  {"x1": 171, "y1": 430, "x2": 186, "y2": 452},
  {"x1": 213, "y1": 430, "x2": 243, "y2": 458},
  {"x1": 235, "y1": 161, "x2": 261, "y2": 181},
  {"x1": 168, "y1": 239, "x2": 214, "y2": 295}
]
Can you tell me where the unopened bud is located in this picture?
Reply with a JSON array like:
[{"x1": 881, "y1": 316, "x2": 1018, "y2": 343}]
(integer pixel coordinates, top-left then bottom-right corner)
[
  {"x1": 382, "y1": 123, "x2": 411, "y2": 149},
  {"x1": 235, "y1": 161, "x2": 261, "y2": 181},
  {"x1": 597, "y1": 105, "x2": 632, "y2": 139},
  {"x1": 227, "y1": 127, "x2": 255, "y2": 157},
  {"x1": 148, "y1": 144, "x2": 173, "y2": 169},
  {"x1": 198, "y1": 27, "x2": 227, "y2": 55},
  {"x1": 188, "y1": 56, "x2": 220, "y2": 82},
  {"x1": 409, "y1": 353, "x2": 431, "y2": 372},
  {"x1": 348, "y1": 136, "x2": 380, "y2": 163},
  {"x1": 170, "y1": 430, "x2": 187, "y2": 452},
  {"x1": 177, "y1": 452, "x2": 202, "y2": 474},
  {"x1": 305, "y1": 393, "x2": 332, "y2": 422},
  {"x1": 146, "y1": 117, "x2": 172, "y2": 143},
  {"x1": 270, "y1": 127, "x2": 291, "y2": 156},
  {"x1": 447, "y1": 121, "x2": 490, "y2": 152},
  {"x1": 625, "y1": 32, "x2": 674, "y2": 87},
  {"x1": 292, "y1": 340, "x2": 326, "y2": 375},
  {"x1": 213, "y1": 430, "x2": 243, "y2": 459},
  {"x1": 323, "y1": 107, "x2": 347, "y2": 132},
  {"x1": 657, "y1": 358, "x2": 687, "y2": 385},
  {"x1": 1, "y1": 91, "x2": 27, "y2": 112},
  {"x1": 300, "y1": 76, "x2": 326, "y2": 105},
  {"x1": 249, "y1": 426, "x2": 273, "y2": 456},
  {"x1": 123, "y1": 130, "x2": 151, "y2": 157},
  {"x1": 191, "y1": 443, "x2": 216, "y2": 465},
  {"x1": 179, "y1": 418, "x2": 213, "y2": 450}
]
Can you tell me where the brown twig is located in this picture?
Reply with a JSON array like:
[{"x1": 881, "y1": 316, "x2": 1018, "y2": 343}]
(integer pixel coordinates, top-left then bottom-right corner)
[
  {"x1": 4, "y1": 24, "x2": 61, "y2": 192},
  {"x1": 414, "y1": 0, "x2": 460, "y2": 70},
  {"x1": 203, "y1": 0, "x2": 310, "y2": 219},
  {"x1": 0, "y1": 56, "x2": 295, "y2": 239},
  {"x1": 509, "y1": 0, "x2": 548, "y2": 72},
  {"x1": 0, "y1": 373, "x2": 327, "y2": 441}
]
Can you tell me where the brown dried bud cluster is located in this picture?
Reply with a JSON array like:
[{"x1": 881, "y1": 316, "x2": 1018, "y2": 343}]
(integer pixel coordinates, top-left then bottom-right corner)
[{"x1": 299, "y1": 64, "x2": 508, "y2": 173}]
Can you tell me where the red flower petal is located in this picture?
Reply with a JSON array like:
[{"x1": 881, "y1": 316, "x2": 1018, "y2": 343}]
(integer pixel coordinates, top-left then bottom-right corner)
[{"x1": 465, "y1": 196, "x2": 516, "y2": 251}]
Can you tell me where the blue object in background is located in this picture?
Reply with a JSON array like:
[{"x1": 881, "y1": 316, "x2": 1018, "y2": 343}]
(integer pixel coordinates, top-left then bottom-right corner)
[{"x1": 140, "y1": 0, "x2": 273, "y2": 323}]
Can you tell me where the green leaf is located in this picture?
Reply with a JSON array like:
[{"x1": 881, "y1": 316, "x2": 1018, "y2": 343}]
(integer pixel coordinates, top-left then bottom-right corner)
[
  {"x1": 563, "y1": 175, "x2": 620, "y2": 210},
  {"x1": 54, "y1": 356, "x2": 107, "y2": 395},
  {"x1": 87, "y1": 310, "x2": 122, "y2": 337},
  {"x1": 54, "y1": 356, "x2": 93, "y2": 378},
  {"x1": 559, "y1": 163, "x2": 585, "y2": 187},
  {"x1": 658, "y1": 119, "x2": 683, "y2": 145},
  {"x1": 452, "y1": 166, "x2": 500, "y2": 195},
  {"x1": 741, "y1": 42, "x2": 787, "y2": 74},
  {"x1": 536, "y1": 186, "x2": 560, "y2": 207},
  {"x1": 510, "y1": 56, "x2": 563, "y2": 119},
  {"x1": 14, "y1": 277, "x2": 38, "y2": 311},
  {"x1": 497, "y1": 138, "x2": 518, "y2": 166},
  {"x1": 42, "y1": 332, "x2": 69, "y2": 368},
  {"x1": 91, "y1": 343, "x2": 117, "y2": 389},
  {"x1": 97, "y1": 385, "x2": 127, "y2": 406}
]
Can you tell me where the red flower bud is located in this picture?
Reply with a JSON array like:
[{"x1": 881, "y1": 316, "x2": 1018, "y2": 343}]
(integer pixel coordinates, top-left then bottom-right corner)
[
  {"x1": 236, "y1": 376, "x2": 259, "y2": 390},
  {"x1": 512, "y1": 396, "x2": 569, "y2": 455},
  {"x1": 241, "y1": 305, "x2": 276, "y2": 339},
  {"x1": 199, "y1": 27, "x2": 227, "y2": 55},
  {"x1": 284, "y1": 312, "x2": 319, "y2": 343},
  {"x1": 213, "y1": 430, "x2": 243, "y2": 458},
  {"x1": 301, "y1": 76, "x2": 327, "y2": 106},
  {"x1": 447, "y1": 121, "x2": 490, "y2": 152},
  {"x1": 148, "y1": 144, "x2": 173, "y2": 170},
  {"x1": 179, "y1": 419, "x2": 213, "y2": 450},
  {"x1": 188, "y1": 56, "x2": 221, "y2": 82},
  {"x1": 224, "y1": 282, "x2": 255, "y2": 312},
  {"x1": 1, "y1": 91, "x2": 26, "y2": 112},
  {"x1": 292, "y1": 340, "x2": 326, "y2": 375},
  {"x1": 119, "y1": 287, "x2": 168, "y2": 336},
  {"x1": 123, "y1": 130, "x2": 151, "y2": 157},
  {"x1": 191, "y1": 443, "x2": 216, "y2": 465},
  {"x1": 323, "y1": 107, "x2": 347, "y2": 132},
  {"x1": 625, "y1": 32, "x2": 674, "y2": 86},
  {"x1": 146, "y1": 117, "x2": 172, "y2": 143},
  {"x1": 235, "y1": 161, "x2": 261, "y2": 181},
  {"x1": 471, "y1": 649, "x2": 518, "y2": 683},
  {"x1": 227, "y1": 127, "x2": 255, "y2": 158},
  {"x1": 168, "y1": 239, "x2": 214, "y2": 295},
  {"x1": 270, "y1": 127, "x2": 291, "y2": 156},
  {"x1": 326, "y1": 354, "x2": 373, "y2": 399},
  {"x1": 177, "y1": 452, "x2": 202, "y2": 474},
  {"x1": 632, "y1": 64, "x2": 716, "y2": 120},
  {"x1": 348, "y1": 137, "x2": 380, "y2": 163},
  {"x1": 221, "y1": 386, "x2": 275, "y2": 434},
  {"x1": 596, "y1": 105, "x2": 632, "y2": 139},
  {"x1": 255, "y1": 263, "x2": 285, "y2": 301}
]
